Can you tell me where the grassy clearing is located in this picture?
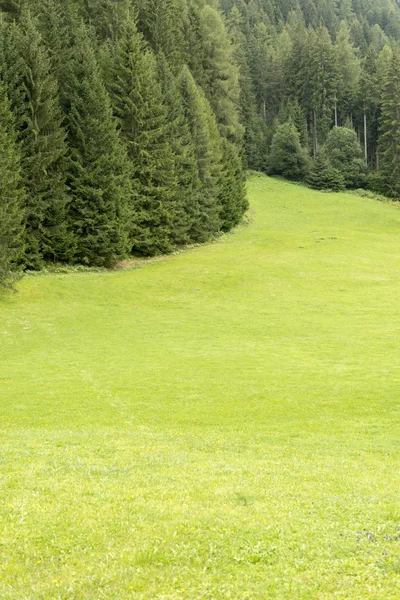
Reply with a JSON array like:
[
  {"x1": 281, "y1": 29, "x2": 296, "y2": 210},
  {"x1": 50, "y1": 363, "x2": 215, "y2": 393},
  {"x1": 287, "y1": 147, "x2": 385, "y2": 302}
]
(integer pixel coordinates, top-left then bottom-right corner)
[{"x1": 2, "y1": 174, "x2": 400, "y2": 599}]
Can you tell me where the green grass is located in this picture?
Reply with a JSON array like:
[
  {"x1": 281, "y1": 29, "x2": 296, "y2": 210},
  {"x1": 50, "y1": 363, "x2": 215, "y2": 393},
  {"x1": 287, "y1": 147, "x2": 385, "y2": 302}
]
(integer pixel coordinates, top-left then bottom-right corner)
[{"x1": 2, "y1": 174, "x2": 400, "y2": 599}]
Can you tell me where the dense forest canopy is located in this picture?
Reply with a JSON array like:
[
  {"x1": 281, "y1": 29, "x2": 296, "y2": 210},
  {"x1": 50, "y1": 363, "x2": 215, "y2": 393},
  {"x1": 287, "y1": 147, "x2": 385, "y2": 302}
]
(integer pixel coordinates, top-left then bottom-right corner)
[{"x1": 2, "y1": 0, "x2": 400, "y2": 288}]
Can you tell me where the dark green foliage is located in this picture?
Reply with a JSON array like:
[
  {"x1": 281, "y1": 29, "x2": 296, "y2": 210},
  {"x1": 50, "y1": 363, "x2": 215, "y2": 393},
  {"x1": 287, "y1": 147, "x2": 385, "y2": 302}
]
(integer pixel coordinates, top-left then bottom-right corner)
[
  {"x1": 0, "y1": 82, "x2": 25, "y2": 289},
  {"x1": 0, "y1": 13, "x2": 70, "y2": 268},
  {"x1": 179, "y1": 65, "x2": 222, "y2": 242},
  {"x1": 108, "y1": 17, "x2": 177, "y2": 255},
  {"x1": 380, "y1": 47, "x2": 400, "y2": 198},
  {"x1": 137, "y1": 0, "x2": 187, "y2": 69},
  {"x1": 60, "y1": 22, "x2": 131, "y2": 266},
  {"x1": 4, "y1": 0, "x2": 400, "y2": 270},
  {"x1": 307, "y1": 153, "x2": 345, "y2": 191},
  {"x1": 268, "y1": 121, "x2": 309, "y2": 181},
  {"x1": 219, "y1": 139, "x2": 247, "y2": 231},
  {"x1": 325, "y1": 127, "x2": 367, "y2": 188},
  {"x1": 156, "y1": 53, "x2": 201, "y2": 246}
]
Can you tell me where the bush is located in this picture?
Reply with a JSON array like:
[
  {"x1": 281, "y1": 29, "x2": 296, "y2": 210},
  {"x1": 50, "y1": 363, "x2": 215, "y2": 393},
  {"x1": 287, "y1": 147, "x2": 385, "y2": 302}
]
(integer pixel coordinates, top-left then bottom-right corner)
[{"x1": 366, "y1": 171, "x2": 387, "y2": 195}]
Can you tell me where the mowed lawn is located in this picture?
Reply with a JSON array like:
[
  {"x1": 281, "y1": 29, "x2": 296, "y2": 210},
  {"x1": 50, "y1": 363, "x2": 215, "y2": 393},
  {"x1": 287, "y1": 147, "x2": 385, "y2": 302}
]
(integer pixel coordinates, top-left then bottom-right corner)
[{"x1": 2, "y1": 175, "x2": 400, "y2": 599}]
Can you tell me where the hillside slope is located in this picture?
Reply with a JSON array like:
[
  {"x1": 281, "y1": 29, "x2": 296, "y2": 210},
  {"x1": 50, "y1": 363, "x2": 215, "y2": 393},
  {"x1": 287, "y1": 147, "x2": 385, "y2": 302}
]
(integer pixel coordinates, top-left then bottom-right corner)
[{"x1": 1, "y1": 175, "x2": 400, "y2": 598}]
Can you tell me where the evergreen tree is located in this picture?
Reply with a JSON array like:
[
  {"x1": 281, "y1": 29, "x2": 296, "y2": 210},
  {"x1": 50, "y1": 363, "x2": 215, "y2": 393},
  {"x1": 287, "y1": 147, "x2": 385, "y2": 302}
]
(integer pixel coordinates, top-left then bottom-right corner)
[
  {"x1": 192, "y1": 2, "x2": 244, "y2": 143},
  {"x1": 179, "y1": 65, "x2": 222, "y2": 242},
  {"x1": 137, "y1": 0, "x2": 187, "y2": 69},
  {"x1": 107, "y1": 17, "x2": 177, "y2": 255},
  {"x1": 380, "y1": 47, "x2": 400, "y2": 197},
  {"x1": 61, "y1": 21, "x2": 132, "y2": 266},
  {"x1": 0, "y1": 82, "x2": 25, "y2": 289},
  {"x1": 219, "y1": 138, "x2": 247, "y2": 231},
  {"x1": 306, "y1": 152, "x2": 345, "y2": 191},
  {"x1": 0, "y1": 13, "x2": 70, "y2": 268},
  {"x1": 156, "y1": 52, "x2": 200, "y2": 245},
  {"x1": 335, "y1": 20, "x2": 361, "y2": 125},
  {"x1": 324, "y1": 126, "x2": 367, "y2": 188},
  {"x1": 268, "y1": 121, "x2": 309, "y2": 180}
]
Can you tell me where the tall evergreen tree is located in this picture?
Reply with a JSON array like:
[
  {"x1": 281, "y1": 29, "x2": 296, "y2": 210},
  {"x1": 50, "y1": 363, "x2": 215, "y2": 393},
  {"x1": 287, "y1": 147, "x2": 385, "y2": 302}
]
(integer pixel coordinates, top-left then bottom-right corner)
[
  {"x1": 0, "y1": 81, "x2": 25, "y2": 289},
  {"x1": 137, "y1": 0, "x2": 187, "y2": 69},
  {"x1": 156, "y1": 52, "x2": 201, "y2": 245},
  {"x1": 335, "y1": 20, "x2": 361, "y2": 126},
  {"x1": 60, "y1": 21, "x2": 132, "y2": 266},
  {"x1": 380, "y1": 47, "x2": 400, "y2": 197},
  {"x1": 0, "y1": 13, "x2": 70, "y2": 268},
  {"x1": 179, "y1": 65, "x2": 222, "y2": 242},
  {"x1": 325, "y1": 126, "x2": 367, "y2": 188},
  {"x1": 107, "y1": 17, "x2": 177, "y2": 255},
  {"x1": 268, "y1": 121, "x2": 308, "y2": 180}
]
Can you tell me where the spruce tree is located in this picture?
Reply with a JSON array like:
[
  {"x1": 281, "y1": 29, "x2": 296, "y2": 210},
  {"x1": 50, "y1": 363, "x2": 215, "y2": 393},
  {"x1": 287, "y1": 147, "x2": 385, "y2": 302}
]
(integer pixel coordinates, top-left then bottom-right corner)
[
  {"x1": 380, "y1": 47, "x2": 400, "y2": 198},
  {"x1": 179, "y1": 65, "x2": 222, "y2": 242},
  {"x1": 0, "y1": 82, "x2": 25, "y2": 289},
  {"x1": 268, "y1": 121, "x2": 308, "y2": 181},
  {"x1": 0, "y1": 13, "x2": 70, "y2": 268},
  {"x1": 335, "y1": 20, "x2": 361, "y2": 125},
  {"x1": 107, "y1": 17, "x2": 177, "y2": 256},
  {"x1": 306, "y1": 153, "x2": 345, "y2": 191},
  {"x1": 219, "y1": 138, "x2": 247, "y2": 231},
  {"x1": 61, "y1": 21, "x2": 131, "y2": 266},
  {"x1": 137, "y1": 0, "x2": 187, "y2": 69},
  {"x1": 156, "y1": 53, "x2": 201, "y2": 245},
  {"x1": 325, "y1": 126, "x2": 367, "y2": 188}
]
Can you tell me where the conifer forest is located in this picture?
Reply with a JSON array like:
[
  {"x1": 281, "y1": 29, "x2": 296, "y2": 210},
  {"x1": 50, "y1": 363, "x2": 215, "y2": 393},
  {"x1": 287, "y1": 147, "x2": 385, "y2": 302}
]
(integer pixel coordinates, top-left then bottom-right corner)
[{"x1": 2, "y1": 0, "x2": 400, "y2": 288}]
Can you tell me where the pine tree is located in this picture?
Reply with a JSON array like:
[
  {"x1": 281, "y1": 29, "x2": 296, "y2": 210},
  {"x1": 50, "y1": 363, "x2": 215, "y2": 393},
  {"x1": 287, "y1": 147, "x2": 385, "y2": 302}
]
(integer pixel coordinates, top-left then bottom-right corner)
[
  {"x1": 308, "y1": 27, "x2": 338, "y2": 153},
  {"x1": 306, "y1": 153, "x2": 345, "y2": 191},
  {"x1": 380, "y1": 47, "x2": 400, "y2": 197},
  {"x1": 227, "y1": 7, "x2": 268, "y2": 170},
  {"x1": 0, "y1": 81, "x2": 25, "y2": 289},
  {"x1": 196, "y1": 2, "x2": 244, "y2": 143},
  {"x1": 156, "y1": 53, "x2": 201, "y2": 245},
  {"x1": 268, "y1": 121, "x2": 309, "y2": 181},
  {"x1": 107, "y1": 17, "x2": 177, "y2": 256},
  {"x1": 60, "y1": 21, "x2": 132, "y2": 266},
  {"x1": 325, "y1": 126, "x2": 367, "y2": 188},
  {"x1": 179, "y1": 65, "x2": 222, "y2": 242},
  {"x1": 335, "y1": 20, "x2": 361, "y2": 125},
  {"x1": 219, "y1": 138, "x2": 247, "y2": 231},
  {"x1": 137, "y1": 0, "x2": 187, "y2": 69},
  {"x1": 0, "y1": 13, "x2": 70, "y2": 268}
]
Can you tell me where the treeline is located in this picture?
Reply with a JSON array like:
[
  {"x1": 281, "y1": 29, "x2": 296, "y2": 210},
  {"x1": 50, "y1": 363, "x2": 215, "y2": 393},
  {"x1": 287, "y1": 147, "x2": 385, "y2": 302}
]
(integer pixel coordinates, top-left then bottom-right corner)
[
  {"x1": 0, "y1": 0, "x2": 247, "y2": 288},
  {"x1": 220, "y1": 0, "x2": 400, "y2": 193}
]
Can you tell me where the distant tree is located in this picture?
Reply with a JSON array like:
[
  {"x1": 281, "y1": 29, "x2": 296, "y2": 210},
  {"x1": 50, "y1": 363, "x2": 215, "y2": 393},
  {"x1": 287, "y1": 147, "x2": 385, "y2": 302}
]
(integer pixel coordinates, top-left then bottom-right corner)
[
  {"x1": 380, "y1": 47, "x2": 400, "y2": 197},
  {"x1": 335, "y1": 20, "x2": 361, "y2": 125},
  {"x1": 0, "y1": 82, "x2": 25, "y2": 290},
  {"x1": 306, "y1": 152, "x2": 345, "y2": 191},
  {"x1": 268, "y1": 121, "x2": 308, "y2": 180},
  {"x1": 324, "y1": 126, "x2": 367, "y2": 188}
]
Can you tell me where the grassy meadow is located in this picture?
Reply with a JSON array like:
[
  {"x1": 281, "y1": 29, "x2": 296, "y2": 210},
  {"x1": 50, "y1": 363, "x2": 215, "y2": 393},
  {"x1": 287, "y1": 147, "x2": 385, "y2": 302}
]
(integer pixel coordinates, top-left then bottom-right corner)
[{"x1": 2, "y1": 174, "x2": 400, "y2": 598}]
